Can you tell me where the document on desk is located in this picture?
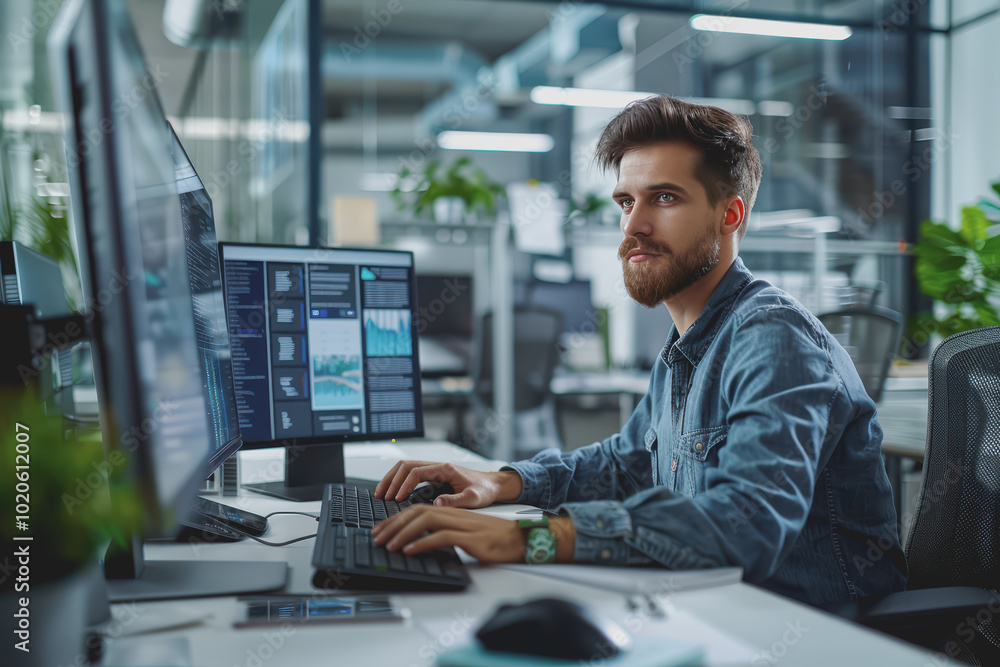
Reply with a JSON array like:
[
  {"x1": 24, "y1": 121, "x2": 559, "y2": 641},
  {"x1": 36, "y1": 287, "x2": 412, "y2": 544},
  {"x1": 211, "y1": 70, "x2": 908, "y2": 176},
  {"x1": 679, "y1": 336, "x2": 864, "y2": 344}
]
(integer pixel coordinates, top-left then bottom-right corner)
[{"x1": 496, "y1": 564, "x2": 743, "y2": 595}]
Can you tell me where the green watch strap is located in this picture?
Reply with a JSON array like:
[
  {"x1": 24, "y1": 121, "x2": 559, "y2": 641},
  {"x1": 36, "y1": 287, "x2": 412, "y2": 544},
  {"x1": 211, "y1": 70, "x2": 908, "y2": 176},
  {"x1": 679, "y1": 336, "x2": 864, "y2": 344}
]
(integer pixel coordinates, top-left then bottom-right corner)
[
  {"x1": 517, "y1": 515, "x2": 550, "y2": 530},
  {"x1": 525, "y1": 527, "x2": 556, "y2": 564}
]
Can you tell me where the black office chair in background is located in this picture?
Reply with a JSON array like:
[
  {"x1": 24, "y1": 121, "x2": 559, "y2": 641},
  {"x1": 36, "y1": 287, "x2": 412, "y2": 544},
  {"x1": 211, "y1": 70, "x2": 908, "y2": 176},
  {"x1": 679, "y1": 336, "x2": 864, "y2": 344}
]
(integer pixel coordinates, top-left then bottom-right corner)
[
  {"x1": 473, "y1": 307, "x2": 564, "y2": 460},
  {"x1": 818, "y1": 304, "x2": 904, "y2": 404},
  {"x1": 829, "y1": 326, "x2": 1000, "y2": 665}
]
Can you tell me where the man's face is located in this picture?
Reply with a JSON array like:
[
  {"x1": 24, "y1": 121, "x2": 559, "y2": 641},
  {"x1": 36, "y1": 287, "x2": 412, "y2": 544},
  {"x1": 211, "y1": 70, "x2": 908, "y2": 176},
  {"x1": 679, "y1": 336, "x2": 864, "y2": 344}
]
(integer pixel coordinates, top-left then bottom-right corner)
[{"x1": 614, "y1": 141, "x2": 723, "y2": 308}]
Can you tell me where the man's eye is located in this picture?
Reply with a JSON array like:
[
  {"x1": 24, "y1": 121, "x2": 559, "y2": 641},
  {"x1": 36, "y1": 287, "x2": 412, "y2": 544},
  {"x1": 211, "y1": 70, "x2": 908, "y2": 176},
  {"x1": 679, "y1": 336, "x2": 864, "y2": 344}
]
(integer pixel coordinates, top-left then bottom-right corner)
[
  {"x1": 658, "y1": 193, "x2": 674, "y2": 202},
  {"x1": 620, "y1": 199, "x2": 633, "y2": 209}
]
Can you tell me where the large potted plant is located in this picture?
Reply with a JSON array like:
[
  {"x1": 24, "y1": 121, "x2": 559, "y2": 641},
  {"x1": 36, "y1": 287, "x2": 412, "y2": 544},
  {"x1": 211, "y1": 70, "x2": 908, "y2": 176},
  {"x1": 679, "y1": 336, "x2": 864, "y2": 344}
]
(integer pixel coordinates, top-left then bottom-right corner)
[
  {"x1": 909, "y1": 181, "x2": 1000, "y2": 341},
  {"x1": 0, "y1": 389, "x2": 141, "y2": 665},
  {"x1": 391, "y1": 157, "x2": 505, "y2": 223}
]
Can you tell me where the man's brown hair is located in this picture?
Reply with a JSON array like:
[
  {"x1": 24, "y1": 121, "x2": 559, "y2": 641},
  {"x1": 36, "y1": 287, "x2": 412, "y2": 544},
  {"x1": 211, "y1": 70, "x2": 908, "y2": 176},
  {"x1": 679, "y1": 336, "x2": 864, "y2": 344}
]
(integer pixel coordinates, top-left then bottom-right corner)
[{"x1": 596, "y1": 95, "x2": 763, "y2": 240}]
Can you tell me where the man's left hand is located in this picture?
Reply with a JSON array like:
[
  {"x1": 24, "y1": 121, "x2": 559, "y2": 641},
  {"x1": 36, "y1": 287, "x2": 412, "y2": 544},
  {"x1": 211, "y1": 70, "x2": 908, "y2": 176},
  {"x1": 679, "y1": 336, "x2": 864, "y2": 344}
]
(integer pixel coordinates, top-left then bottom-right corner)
[{"x1": 371, "y1": 505, "x2": 526, "y2": 562}]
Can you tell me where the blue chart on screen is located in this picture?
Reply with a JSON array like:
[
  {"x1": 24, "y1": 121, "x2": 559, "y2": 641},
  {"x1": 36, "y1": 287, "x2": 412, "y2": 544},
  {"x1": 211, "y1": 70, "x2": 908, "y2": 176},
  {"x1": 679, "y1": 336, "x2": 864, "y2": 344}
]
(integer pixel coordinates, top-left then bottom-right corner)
[
  {"x1": 364, "y1": 310, "x2": 412, "y2": 357},
  {"x1": 312, "y1": 354, "x2": 363, "y2": 409}
]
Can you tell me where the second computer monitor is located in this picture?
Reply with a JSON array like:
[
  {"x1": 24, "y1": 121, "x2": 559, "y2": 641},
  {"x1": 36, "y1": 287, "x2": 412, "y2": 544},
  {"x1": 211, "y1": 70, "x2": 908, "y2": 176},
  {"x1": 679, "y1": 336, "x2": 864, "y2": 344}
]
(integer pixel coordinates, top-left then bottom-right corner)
[{"x1": 219, "y1": 243, "x2": 424, "y2": 500}]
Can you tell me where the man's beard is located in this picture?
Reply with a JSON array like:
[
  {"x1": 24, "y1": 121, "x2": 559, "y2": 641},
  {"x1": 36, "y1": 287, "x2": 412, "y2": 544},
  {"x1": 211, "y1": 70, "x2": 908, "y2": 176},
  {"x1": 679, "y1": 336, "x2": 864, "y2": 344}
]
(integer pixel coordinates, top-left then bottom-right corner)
[{"x1": 618, "y1": 231, "x2": 721, "y2": 308}]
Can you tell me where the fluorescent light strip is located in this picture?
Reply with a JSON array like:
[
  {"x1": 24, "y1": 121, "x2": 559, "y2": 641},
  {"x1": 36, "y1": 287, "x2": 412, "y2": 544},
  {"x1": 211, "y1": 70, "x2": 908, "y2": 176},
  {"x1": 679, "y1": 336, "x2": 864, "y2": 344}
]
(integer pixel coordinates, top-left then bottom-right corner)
[
  {"x1": 690, "y1": 14, "x2": 852, "y2": 41},
  {"x1": 437, "y1": 131, "x2": 554, "y2": 153},
  {"x1": 531, "y1": 86, "x2": 652, "y2": 109}
]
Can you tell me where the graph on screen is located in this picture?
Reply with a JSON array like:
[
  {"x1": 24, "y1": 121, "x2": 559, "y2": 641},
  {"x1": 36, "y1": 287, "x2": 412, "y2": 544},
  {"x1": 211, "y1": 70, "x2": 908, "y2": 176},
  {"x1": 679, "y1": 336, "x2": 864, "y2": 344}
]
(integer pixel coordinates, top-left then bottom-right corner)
[{"x1": 364, "y1": 309, "x2": 412, "y2": 357}]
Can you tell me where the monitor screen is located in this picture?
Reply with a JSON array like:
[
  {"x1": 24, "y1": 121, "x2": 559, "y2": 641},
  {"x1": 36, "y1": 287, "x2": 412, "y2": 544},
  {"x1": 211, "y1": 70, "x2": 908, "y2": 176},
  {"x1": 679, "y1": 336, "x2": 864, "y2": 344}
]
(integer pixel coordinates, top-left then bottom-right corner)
[
  {"x1": 219, "y1": 243, "x2": 424, "y2": 446},
  {"x1": 415, "y1": 274, "x2": 473, "y2": 339},
  {"x1": 168, "y1": 124, "x2": 241, "y2": 468},
  {"x1": 528, "y1": 279, "x2": 594, "y2": 333},
  {"x1": 50, "y1": 0, "x2": 221, "y2": 532}
]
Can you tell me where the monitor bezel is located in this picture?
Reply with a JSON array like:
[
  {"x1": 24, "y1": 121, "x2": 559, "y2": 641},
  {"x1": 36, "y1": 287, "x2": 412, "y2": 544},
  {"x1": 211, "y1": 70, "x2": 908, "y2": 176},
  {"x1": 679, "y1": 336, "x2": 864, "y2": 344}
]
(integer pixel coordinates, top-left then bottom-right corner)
[
  {"x1": 218, "y1": 241, "x2": 425, "y2": 450},
  {"x1": 50, "y1": 0, "x2": 220, "y2": 535},
  {"x1": 166, "y1": 121, "x2": 243, "y2": 472}
]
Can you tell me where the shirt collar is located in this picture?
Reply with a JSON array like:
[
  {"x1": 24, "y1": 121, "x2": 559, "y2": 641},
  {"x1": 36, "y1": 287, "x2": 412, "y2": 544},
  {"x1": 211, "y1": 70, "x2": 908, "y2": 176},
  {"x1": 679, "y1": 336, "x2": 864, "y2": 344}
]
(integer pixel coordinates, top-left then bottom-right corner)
[{"x1": 663, "y1": 257, "x2": 754, "y2": 367}]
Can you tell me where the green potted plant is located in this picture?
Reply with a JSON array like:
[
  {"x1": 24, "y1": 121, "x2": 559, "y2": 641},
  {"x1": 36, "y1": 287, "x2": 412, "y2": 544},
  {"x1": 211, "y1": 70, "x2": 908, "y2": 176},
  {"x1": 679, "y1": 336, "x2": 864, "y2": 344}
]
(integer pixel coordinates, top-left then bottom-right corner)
[
  {"x1": 0, "y1": 388, "x2": 142, "y2": 664},
  {"x1": 909, "y1": 180, "x2": 1000, "y2": 341},
  {"x1": 391, "y1": 157, "x2": 505, "y2": 223}
]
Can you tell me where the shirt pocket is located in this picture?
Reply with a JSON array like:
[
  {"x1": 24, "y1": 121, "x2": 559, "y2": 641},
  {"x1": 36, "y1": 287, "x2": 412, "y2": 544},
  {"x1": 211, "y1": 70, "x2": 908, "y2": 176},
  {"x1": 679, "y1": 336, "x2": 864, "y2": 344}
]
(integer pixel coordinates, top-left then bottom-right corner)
[
  {"x1": 643, "y1": 427, "x2": 659, "y2": 487},
  {"x1": 678, "y1": 425, "x2": 729, "y2": 496}
]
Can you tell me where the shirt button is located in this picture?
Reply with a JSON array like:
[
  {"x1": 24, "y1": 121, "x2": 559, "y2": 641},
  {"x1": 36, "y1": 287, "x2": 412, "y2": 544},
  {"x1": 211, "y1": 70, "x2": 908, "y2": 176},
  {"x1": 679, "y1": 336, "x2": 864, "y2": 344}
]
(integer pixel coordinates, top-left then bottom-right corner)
[
  {"x1": 596, "y1": 518, "x2": 604, "y2": 528},
  {"x1": 695, "y1": 442, "x2": 704, "y2": 452},
  {"x1": 601, "y1": 549, "x2": 611, "y2": 559},
  {"x1": 671, "y1": 459, "x2": 678, "y2": 472}
]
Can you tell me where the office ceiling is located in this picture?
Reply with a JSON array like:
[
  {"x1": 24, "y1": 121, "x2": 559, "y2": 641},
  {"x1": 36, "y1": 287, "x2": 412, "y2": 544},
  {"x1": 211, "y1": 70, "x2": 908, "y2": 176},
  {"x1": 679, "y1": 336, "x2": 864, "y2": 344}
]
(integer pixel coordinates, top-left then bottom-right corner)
[{"x1": 128, "y1": 0, "x2": 979, "y2": 152}]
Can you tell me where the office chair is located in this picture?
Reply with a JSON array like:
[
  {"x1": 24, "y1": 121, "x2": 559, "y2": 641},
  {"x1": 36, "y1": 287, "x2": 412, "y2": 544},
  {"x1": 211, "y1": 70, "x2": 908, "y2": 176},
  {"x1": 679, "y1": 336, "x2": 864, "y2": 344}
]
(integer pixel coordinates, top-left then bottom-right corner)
[
  {"x1": 827, "y1": 326, "x2": 1000, "y2": 665},
  {"x1": 818, "y1": 305, "x2": 903, "y2": 404},
  {"x1": 473, "y1": 307, "x2": 564, "y2": 459}
]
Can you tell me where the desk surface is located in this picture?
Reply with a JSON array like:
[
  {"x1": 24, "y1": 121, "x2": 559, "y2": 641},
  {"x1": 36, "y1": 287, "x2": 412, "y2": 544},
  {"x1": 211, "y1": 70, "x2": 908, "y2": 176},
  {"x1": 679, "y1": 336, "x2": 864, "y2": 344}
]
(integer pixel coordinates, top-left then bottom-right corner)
[{"x1": 117, "y1": 441, "x2": 950, "y2": 667}]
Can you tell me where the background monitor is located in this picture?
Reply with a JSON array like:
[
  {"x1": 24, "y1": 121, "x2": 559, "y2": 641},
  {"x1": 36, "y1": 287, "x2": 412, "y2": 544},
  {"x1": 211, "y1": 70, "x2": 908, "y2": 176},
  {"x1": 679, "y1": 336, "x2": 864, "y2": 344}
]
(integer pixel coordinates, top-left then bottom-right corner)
[
  {"x1": 49, "y1": 0, "x2": 284, "y2": 600},
  {"x1": 526, "y1": 279, "x2": 594, "y2": 334},
  {"x1": 219, "y1": 242, "x2": 424, "y2": 501}
]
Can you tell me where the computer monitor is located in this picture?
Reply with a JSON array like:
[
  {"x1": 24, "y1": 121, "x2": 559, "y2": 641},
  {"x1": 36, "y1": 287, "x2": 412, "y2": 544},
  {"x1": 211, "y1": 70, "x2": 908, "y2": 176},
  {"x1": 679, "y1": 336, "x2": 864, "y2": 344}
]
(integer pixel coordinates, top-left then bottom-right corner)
[
  {"x1": 219, "y1": 243, "x2": 424, "y2": 501},
  {"x1": 527, "y1": 279, "x2": 594, "y2": 333},
  {"x1": 416, "y1": 274, "x2": 473, "y2": 339},
  {"x1": 49, "y1": 0, "x2": 285, "y2": 600}
]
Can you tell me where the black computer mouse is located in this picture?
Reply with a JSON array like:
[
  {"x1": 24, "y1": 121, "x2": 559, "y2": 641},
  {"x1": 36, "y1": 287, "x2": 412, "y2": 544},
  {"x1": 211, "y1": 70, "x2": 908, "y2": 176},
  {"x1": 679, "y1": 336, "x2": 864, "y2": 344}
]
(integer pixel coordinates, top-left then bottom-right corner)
[
  {"x1": 407, "y1": 482, "x2": 456, "y2": 505},
  {"x1": 475, "y1": 597, "x2": 632, "y2": 661}
]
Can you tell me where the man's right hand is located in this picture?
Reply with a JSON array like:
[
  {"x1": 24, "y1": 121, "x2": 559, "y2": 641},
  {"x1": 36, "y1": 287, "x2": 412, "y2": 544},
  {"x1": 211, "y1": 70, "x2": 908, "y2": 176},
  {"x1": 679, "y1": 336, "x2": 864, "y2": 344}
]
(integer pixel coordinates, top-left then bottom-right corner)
[{"x1": 372, "y1": 460, "x2": 523, "y2": 509}]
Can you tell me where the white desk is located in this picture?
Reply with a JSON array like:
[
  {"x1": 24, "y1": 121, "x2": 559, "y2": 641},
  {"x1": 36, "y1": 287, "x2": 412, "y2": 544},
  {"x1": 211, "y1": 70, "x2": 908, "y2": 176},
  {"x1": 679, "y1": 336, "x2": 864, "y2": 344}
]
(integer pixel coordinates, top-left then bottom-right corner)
[{"x1": 111, "y1": 441, "x2": 949, "y2": 667}]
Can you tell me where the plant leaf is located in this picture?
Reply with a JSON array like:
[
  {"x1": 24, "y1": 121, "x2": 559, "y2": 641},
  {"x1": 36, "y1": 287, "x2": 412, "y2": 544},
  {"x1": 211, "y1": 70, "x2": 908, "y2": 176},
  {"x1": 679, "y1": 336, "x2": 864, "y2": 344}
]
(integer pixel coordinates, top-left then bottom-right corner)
[
  {"x1": 960, "y1": 206, "x2": 991, "y2": 246},
  {"x1": 919, "y1": 219, "x2": 968, "y2": 250}
]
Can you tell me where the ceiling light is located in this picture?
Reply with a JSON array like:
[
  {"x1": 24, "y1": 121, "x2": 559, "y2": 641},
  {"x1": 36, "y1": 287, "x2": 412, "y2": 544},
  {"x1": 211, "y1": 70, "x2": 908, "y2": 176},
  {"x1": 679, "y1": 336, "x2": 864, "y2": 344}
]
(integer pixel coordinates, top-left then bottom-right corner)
[
  {"x1": 530, "y1": 86, "x2": 652, "y2": 109},
  {"x1": 757, "y1": 100, "x2": 795, "y2": 117},
  {"x1": 690, "y1": 14, "x2": 852, "y2": 41},
  {"x1": 436, "y1": 131, "x2": 554, "y2": 153}
]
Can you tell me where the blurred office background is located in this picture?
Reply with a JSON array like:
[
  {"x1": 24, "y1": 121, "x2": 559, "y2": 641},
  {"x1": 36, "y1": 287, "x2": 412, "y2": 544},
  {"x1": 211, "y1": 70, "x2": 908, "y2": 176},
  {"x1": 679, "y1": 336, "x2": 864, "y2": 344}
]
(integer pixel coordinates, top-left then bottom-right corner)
[{"x1": 2, "y1": 0, "x2": 999, "y2": 466}]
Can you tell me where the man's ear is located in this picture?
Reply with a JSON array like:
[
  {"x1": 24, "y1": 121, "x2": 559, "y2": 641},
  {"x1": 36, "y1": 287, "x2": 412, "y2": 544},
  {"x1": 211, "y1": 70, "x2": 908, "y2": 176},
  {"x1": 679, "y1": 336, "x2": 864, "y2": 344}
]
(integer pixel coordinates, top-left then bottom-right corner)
[{"x1": 721, "y1": 197, "x2": 745, "y2": 238}]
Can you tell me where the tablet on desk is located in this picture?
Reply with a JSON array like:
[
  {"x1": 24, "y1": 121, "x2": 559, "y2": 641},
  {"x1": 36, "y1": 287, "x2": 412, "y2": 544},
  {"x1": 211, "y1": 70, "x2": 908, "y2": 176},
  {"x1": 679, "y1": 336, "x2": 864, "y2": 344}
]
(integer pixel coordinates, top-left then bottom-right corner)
[{"x1": 235, "y1": 596, "x2": 409, "y2": 627}]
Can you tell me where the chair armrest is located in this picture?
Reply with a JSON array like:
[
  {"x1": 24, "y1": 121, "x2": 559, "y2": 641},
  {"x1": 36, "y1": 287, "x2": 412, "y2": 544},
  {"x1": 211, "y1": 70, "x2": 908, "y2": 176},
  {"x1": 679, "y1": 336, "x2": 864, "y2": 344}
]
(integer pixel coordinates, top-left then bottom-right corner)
[{"x1": 826, "y1": 587, "x2": 999, "y2": 630}]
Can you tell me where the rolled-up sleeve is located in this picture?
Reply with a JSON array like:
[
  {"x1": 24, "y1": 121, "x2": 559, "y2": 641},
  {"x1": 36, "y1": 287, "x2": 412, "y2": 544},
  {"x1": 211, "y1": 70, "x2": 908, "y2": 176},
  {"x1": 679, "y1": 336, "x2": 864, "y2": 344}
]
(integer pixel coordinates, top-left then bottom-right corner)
[{"x1": 502, "y1": 392, "x2": 654, "y2": 509}]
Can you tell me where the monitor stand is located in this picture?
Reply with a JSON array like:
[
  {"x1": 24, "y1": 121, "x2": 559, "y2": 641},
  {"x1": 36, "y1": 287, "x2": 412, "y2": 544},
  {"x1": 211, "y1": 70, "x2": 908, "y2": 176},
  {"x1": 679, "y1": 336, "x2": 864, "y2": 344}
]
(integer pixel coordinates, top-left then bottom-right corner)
[
  {"x1": 103, "y1": 534, "x2": 287, "y2": 602},
  {"x1": 243, "y1": 443, "x2": 377, "y2": 502}
]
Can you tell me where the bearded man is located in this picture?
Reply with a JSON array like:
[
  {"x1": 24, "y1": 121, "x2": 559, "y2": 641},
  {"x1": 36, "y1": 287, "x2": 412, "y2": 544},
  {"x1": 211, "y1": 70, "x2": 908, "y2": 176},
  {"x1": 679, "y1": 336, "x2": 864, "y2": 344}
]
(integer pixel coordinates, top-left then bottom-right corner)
[{"x1": 370, "y1": 95, "x2": 907, "y2": 607}]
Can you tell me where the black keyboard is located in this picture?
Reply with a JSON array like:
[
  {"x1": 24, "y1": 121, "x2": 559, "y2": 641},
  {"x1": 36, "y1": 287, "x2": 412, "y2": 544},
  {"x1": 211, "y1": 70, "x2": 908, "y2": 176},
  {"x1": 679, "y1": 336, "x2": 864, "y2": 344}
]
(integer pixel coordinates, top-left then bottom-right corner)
[{"x1": 311, "y1": 483, "x2": 470, "y2": 592}]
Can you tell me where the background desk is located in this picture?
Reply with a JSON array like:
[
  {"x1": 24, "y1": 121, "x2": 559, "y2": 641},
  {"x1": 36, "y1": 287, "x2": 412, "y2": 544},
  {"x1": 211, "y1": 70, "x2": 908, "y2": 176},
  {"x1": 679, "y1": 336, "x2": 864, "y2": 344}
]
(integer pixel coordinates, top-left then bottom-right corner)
[{"x1": 113, "y1": 441, "x2": 952, "y2": 667}]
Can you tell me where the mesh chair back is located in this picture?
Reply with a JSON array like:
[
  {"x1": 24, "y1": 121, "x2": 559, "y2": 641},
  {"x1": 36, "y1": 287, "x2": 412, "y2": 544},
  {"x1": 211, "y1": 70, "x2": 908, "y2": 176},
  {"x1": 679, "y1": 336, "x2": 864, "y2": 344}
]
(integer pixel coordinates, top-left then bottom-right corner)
[
  {"x1": 905, "y1": 326, "x2": 1000, "y2": 591},
  {"x1": 819, "y1": 305, "x2": 903, "y2": 404},
  {"x1": 475, "y1": 307, "x2": 564, "y2": 412}
]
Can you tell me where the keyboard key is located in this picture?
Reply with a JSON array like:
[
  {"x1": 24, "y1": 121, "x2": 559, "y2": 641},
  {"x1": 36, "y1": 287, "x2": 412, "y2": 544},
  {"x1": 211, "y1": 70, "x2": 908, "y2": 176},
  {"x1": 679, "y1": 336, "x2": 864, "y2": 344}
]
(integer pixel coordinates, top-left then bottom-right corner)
[
  {"x1": 388, "y1": 551, "x2": 406, "y2": 571},
  {"x1": 441, "y1": 560, "x2": 465, "y2": 579},
  {"x1": 372, "y1": 545, "x2": 389, "y2": 570},
  {"x1": 405, "y1": 556, "x2": 425, "y2": 574},
  {"x1": 354, "y1": 535, "x2": 370, "y2": 567},
  {"x1": 422, "y1": 558, "x2": 442, "y2": 576}
]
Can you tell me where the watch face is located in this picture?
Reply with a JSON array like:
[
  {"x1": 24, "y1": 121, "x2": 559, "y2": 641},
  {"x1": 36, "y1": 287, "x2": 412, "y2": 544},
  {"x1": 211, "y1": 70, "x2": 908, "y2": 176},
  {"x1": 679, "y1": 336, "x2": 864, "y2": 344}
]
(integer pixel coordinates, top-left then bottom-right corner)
[{"x1": 526, "y1": 527, "x2": 556, "y2": 564}]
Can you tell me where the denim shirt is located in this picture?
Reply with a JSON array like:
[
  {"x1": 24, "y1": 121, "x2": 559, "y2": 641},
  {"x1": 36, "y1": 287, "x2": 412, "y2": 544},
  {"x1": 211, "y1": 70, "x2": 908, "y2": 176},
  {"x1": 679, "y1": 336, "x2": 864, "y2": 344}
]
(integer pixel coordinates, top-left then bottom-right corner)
[{"x1": 504, "y1": 258, "x2": 907, "y2": 606}]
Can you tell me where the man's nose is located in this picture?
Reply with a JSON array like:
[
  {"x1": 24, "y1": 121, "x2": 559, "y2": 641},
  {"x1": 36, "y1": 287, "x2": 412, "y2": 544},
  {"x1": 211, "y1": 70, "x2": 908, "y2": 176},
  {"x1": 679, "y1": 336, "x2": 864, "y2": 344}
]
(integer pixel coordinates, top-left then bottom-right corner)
[{"x1": 622, "y1": 201, "x2": 653, "y2": 238}]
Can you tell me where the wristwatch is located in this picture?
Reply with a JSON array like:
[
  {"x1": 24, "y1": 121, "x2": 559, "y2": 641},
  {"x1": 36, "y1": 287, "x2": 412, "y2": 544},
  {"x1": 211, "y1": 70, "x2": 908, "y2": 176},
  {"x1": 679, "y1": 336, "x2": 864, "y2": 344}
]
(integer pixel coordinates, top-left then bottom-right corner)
[{"x1": 518, "y1": 516, "x2": 556, "y2": 564}]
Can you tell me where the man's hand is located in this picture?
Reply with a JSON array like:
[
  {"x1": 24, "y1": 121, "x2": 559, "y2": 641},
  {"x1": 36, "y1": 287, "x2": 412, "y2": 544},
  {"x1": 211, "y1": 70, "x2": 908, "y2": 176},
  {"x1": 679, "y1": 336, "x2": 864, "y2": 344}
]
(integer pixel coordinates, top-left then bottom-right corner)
[
  {"x1": 371, "y1": 505, "x2": 525, "y2": 562},
  {"x1": 373, "y1": 460, "x2": 523, "y2": 508}
]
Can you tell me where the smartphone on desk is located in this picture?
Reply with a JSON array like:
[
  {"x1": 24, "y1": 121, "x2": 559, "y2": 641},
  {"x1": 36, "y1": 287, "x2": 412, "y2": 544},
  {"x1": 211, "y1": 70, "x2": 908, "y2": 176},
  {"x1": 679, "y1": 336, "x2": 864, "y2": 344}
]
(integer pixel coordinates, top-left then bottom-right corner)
[{"x1": 235, "y1": 596, "x2": 408, "y2": 628}]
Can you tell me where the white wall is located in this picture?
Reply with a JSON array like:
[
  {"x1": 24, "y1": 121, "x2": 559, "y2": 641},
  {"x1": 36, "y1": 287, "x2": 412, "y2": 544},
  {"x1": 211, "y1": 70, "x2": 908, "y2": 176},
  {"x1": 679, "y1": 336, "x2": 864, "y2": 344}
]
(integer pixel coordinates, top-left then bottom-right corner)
[{"x1": 947, "y1": 12, "x2": 1000, "y2": 215}]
